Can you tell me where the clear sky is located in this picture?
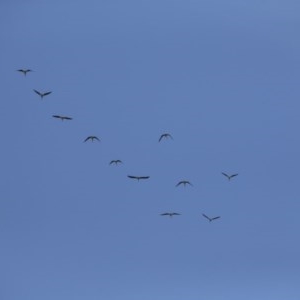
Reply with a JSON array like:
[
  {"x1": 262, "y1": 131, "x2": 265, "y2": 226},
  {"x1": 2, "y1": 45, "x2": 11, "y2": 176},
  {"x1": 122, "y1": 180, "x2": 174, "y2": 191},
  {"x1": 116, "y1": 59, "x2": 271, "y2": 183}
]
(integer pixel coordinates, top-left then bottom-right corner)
[{"x1": 1, "y1": 0, "x2": 300, "y2": 299}]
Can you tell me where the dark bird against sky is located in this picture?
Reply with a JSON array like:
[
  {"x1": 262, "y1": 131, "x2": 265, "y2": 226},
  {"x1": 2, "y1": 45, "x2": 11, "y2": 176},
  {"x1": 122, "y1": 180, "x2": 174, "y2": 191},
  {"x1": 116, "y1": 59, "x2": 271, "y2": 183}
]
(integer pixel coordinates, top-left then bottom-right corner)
[
  {"x1": 176, "y1": 180, "x2": 193, "y2": 187},
  {"x1": 52, "y1": 115, "x2": 73, "y2": 121},
  {"x1": 17, "y1": 69, "x2": 32, "y2": 76},
  {"x1": 109, "y1": 160, "x2": 122, "y2": 165},
  {"x1": 160, "y1": 212, "x2": 181, "y2": 217},
  {"x1": 221, "y1": 172, "x2": 238, "y2": 181},
  {"x1": 84, "y1": 136, "x2": 100, "y2": 142},
  {"x1": 202, "y1": 214, "x2": 220, "y2": 222},
  {"x1": 33, "y1": 89, "x2": 52, "y2": 99},
  {"x1": 159, "y1": 133, "x2": 173, "y2": 142},
  {"x1": 127, "y1": 175, "x2": 150, "y2": 181}
]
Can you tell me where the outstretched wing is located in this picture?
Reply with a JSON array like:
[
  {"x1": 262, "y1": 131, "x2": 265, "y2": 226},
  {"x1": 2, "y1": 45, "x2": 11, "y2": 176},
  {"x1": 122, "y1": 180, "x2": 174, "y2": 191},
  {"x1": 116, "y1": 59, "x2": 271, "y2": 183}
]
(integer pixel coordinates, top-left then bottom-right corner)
[
  {"x1": 52, "y1": 115, "x2": 61, "y2": 119},
  {"x1": 230, "y1": 174, "x2": 238, "y2": 178},
  {"x1": 212, "y1": 216, "x2": 220, "y2": 220},
  {"x1": 187, "y1": 181, "x2": 193, "y2": 186},
  {"x1": 160, "y1": 213, "x2": 170, "y2": 216},
  {"x1": 202, "y1": 214, "x2": 210, "y2": 220},
  {"x1": 84, "y1": 137, "x2": 91, "y2": 142},
  {"x1": 128, "y1": 175, "x2": 137, "y2": 179},
  {"x1": 172, "y1": 213, "x2": 181, "y2": 216},
  {"x1": 33, "y1": 89, "x2": 41, "y2": 96},
  {"x1": 221, "y1": 172, "x2": 229, "y2": 178},
  {"x1": 158, "y1": 134, "x2": 165, "y2": 142},
  {"x1": 63, "y1": 116, "x2": 72, "y2": 120},
  {"x1": 43, "y1": 91, "x2": 52, "y2": 96},
  {"x1": 176, "y1": 181, "x2": 183, "y2": 186},
  {"x1": 140, "y1": 176, "x2": 150, "y2": 180},
  {"x1": 94, "y1": 136, "x2": 100, "y2": 141}
]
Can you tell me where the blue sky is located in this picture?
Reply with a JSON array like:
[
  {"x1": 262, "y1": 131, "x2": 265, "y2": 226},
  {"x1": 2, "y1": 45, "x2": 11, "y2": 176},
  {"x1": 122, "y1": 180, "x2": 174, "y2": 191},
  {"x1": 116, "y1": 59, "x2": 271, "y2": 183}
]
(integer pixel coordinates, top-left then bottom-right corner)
[{"x1": 1, "y1": 0, "x2": 300, "y2": 299}]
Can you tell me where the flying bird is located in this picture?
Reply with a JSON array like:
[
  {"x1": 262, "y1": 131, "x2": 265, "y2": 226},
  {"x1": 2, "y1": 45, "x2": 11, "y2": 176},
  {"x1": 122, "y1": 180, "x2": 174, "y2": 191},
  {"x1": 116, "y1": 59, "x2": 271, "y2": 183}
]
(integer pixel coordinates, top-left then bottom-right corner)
[
  {"x1": 128, "y1": 175, "x2": 150, "y2": 181},
  {"x1": 52, "y1": 115, "x2": 73, "y2": 121},
  {"x1": 202, "y1": 214, "x2": 220, "y2": 222},
  {"x1": 109, "y1": 160, "x2": 122, "y2": 165},
  {"x1": 33, "y1": 89, "x2": 52, "y2": 99},
  {"x1": 176, "y1": 180, "x2": 193, "y2": 187},
  {"x1": 159, "y1": 133, "x2": 173, "y2": 142},
  {"x1": 160, "y1": 212, "x2": 181, "y2": 217},
  {"x1": 84, "y1": 136, "x2": 100, "y2": 142},
  {"x1": 17, "y1": 69, "x2": 32, "y2": 76},
  {"x1": 221, "y1": 172, "x2": 238, "y2": 181}
]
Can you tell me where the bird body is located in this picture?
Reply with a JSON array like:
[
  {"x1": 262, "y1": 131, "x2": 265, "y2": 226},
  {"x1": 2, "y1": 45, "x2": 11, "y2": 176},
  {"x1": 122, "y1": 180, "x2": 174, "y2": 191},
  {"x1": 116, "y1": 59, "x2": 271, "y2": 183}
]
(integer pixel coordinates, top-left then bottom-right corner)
[
  {"x1": 109, "y1": 160, "x2": 122, "y2": 165},
  {"x1": 176, "y1": 180, "x2": 193, "y2": 187},
  {"x1": 52, "y1": 115, "x2": 73, "y2": 121},
  {"x1": 34, "y1": 89, "x2": 52, "y2": 99},
  {"x1": 127, "y1": 175, "x2": 150, "y2": 181},
  {"x1": 84, "y1": 136, "x2": 100, "y2": 142},
  {"x1": 202, "y1": 214, "x2": 220, "y2": 222},
  {"x1": 160, "y1": 212, "x2": 181, "y2": 217},
  {"x1": 221, "y1": 172, "x2": 238, "y2": 181},
  {"x1": 159, "y1": 133, "x2": 173, "y2": 142},
  {"x1": 17, "y1": 69, "x2": 32, "y2": 76}
]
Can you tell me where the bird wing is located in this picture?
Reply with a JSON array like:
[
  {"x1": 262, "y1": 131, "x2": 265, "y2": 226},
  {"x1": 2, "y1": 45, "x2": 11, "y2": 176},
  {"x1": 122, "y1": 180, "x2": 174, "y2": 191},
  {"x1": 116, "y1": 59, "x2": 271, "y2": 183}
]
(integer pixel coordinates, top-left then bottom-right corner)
[
  {"x1": 33, "y1": 89, "x2": 41, "y2": 96},
  {"x1": 52, "y1": 115, "x2": 61, "y2": 119},
  {"x1": 212, "y1": 216, "x2": 220, "y2": 220},
  {"x1": 84, "y1": 137, "x2": 91, "y2": 142},
  {"x1": 158, "y1": 135, "x2": 164, "y2": 142},
  {"x1": 128, "y1": 175, "x2": 137, "y2": 179},
  {"x1": 187, "y1": 181, "x2": 193, "y2": 186},
  {"x1": 64, "y1": 116, "x2": 72, "y2": 120},
  {"x1": 173, "y1": 213, "x2": 181, "y2": 215},
  {"x1": 109, "y1": 161, "x2": 115, "y2": 165},
  {"x1": 140, "y1": 176, "x2": 150, "y2": 179},
  {"x1": 221, "y1": 172, "x2": 229, "y2": 178},
  {"x1": 176, "y1": 181, "x2": 182, "y2": 186},
  {"x1": 94, "y1": 136, "x2": 100, "y2": 141},
  {"x1": 160, "y1": 213, "x2": 169, "y2": 216},
  {"x1": 202, "y1": 214, "x2": 210, "y2": 220},
  {"x1": 230, "y1": 174, "x2": 238, "y2": 178},
  {"x1": 43, "y1": 91, "x2": 52, "y2": 96}
]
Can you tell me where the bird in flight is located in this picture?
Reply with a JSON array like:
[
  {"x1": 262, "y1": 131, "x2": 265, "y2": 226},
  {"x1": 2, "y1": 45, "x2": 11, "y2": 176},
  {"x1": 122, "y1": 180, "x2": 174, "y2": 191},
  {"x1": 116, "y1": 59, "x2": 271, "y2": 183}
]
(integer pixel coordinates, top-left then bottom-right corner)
[
  {"x1": 160, "y1": 212, "x2": 181, "y2": 217},
  {"x1": 33, "y1": 89, "x2": 52, "y2": 99},
  {"x1": 176, "y1": 180, "x2": 193, "y2": 187},
  {"x1": 221, "y1": 172, "x2": 238, "y2": 181},
  {"x1": 109, "y1": 160, "x2": 122, "y2": 165},
  {"x1": 84, "y1": 136, "x2": 100, "y2": 142},
  {"x1": 202, "y1": 214, "x2": 220, "y2": 222},
  {"x1": 128, "y1": 175, "x2": 150, "y2": 181},
  {"x1": 52, "y1": 115, "x2": 73, "y2": 121},
  {"x1": 17, "y1": 69, "x2": 32, "y2": 76},
  {"x1": 159, "y1": 133, "x2": 173, "y2": 142}
]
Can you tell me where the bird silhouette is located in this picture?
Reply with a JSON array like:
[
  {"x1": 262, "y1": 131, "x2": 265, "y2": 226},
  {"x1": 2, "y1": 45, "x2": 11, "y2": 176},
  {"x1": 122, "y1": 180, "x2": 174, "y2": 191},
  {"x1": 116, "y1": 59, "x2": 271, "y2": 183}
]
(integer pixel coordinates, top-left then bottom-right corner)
[
  {"x1": 109, "y1": 160, "x2": 122, "y2": 165},
  {"x1": 159, "y1": 133, "x2": 173, "y2": 142},
  {"x1": 128, "y1": 175, "x2": 150, "y2": 181},
  {"x1": 176, "y1": 180, "x2": 193, "y2": 187},
  {"x1": 221, "y1": 172, "x2": 238, "y2": 181},
  {"x1": 52, "y1": 115, "x2": 73, "y2": 121},
  {"x1": 202, "y1": 214, "x2": 220, "y2": 222},
  {"x1": 33, "y1": 89, "x2": 52, "y2": 99},
  {"x1": 17, "y1": 69, "x2": 32, "y2": 76},
  {"x1": 160, "y1": 212, "x2": 181, "y2": 217},
  {"x1": 84, "y1": 136, "x2": 100, "y2": 142}
]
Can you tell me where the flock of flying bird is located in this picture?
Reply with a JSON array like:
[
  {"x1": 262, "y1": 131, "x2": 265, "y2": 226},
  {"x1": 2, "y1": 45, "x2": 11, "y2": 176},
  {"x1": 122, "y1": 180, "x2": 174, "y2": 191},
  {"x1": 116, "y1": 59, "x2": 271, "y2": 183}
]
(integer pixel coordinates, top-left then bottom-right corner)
[{"x1": 17, "y1": 68, "x2": 239, "y2": 223}]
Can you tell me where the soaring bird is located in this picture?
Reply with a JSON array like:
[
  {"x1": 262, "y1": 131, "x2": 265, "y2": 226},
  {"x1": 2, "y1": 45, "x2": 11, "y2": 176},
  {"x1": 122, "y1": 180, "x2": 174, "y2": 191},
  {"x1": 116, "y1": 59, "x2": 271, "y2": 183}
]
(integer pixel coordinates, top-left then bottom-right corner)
[
  {"x1": 159, "y1": 133, "x2": 173, "y2": 142},
  {"x1": 128, "y1": 175, "x2": 150, "y2": 181},
  {"x1": 17, "y1": 69, "x2": 32, "y2": 76},
  {"x1": 109, "y1": 160, "x2": 122, "y2": 165},
  {"x1": 84, "y1": 136, "x2": 100, "y2": 142},
  {"x1": 160, "y1": 212, "x2": 181, "y2": 217},
  {"x1": 202, "y1": 214, "x2": 220, "y2": 222},
  {"x1": 176, "y1": 180, "x2": 193, "y2": 187},
  {"x1": 221, "y1": 172, "x2": 238, "y2": 181},
  {"x1": 52, "y1": 115, "x2": 73, "y2": 121},
  {"x1": 33, "y1": 89, "x2": 52, "y2": 99}
]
